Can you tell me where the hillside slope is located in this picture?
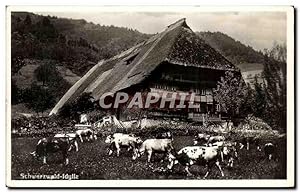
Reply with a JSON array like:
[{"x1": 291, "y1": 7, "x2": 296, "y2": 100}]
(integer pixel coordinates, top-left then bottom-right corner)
[
  {"x1": 11, "y1": 12, "x2": 150, "y2": 113},
  {"x1": 197, "y1": 31, "x2": 265, "y2": 71},
  {"x1": 11, "y1": 12, "x2": 149, "y2": 76},
  {"x1": 12, "y1": 59, "x2": 81, "y2": 89}
]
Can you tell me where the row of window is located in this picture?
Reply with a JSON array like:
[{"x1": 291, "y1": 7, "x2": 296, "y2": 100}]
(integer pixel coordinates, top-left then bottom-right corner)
[
  {"x1": 188, "y1": 103, "x2": 221, "y2": 113},
  {"x1": 153, "y1": 84, "x2": 213, "y2": 95},
  {"x1": 161, "y1": 73, "x2": 201, "y2": 81}
]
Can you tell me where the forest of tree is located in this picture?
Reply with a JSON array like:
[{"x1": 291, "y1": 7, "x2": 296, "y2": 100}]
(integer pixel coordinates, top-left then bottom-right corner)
[{"x1": 11, "y1": 12, "x2": 149, "y2": 76}]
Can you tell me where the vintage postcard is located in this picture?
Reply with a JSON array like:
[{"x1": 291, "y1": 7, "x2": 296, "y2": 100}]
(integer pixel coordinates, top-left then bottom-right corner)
[{"x1": 6, "y1": 6, "x2": 295, "y2": 188}]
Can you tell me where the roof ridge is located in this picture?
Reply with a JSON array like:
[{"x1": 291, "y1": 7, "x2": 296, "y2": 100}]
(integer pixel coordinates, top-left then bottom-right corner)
[{"x1": 167, "y1": 18, "x2": 186, "y2": 28}]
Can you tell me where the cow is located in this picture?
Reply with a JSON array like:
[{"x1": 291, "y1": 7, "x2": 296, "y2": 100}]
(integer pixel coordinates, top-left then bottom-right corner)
[
  {"x1": 54, "y1": 133, "x2": 79, "y2": 152},
  {"x1": 203, "y1": 140, "x2": 238, "y2": 166},
  {"x1": 138, "y1": 138, "x2": 174, "y2": 162},
  {"x1": 264, "y1": 143, "x2": 275, "y2": 160},
  {"x1": 30, "y1": 137, "x2": 72, "y2": 165},
  {"x1": 105, "y1": 133, "x2": 143, "y2": 160},
  {"x1": 193, "y1": 133, "x2": 210, "y2": 146},
  {"x1": 166, "y1": 146, "x2": 224, "y2": 178},
  {"x1": 207, "y1": 136, "x2": 226, "y2": 145},
  {"x1": 75, "y1": 128, "x2": 97, "y2": 142}
]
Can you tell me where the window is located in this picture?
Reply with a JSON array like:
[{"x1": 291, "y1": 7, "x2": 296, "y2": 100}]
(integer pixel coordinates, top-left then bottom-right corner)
[
  {"x1": 216, "y1": 104, "x2": 221, "y2": 112},
  {"x1": 201, "y1": 89, "x2": 206, "y2": 95}
]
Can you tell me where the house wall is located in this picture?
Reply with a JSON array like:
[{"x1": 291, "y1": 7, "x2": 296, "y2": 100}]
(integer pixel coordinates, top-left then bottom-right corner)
[{"x1": 117, "y1": 63, "x2": 227, "y2": 122}]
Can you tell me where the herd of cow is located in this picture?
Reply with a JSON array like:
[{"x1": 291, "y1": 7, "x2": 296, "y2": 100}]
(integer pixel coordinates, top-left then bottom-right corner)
[{"x1": 30, "y1": 128, "x2": 275, "y2": 179}]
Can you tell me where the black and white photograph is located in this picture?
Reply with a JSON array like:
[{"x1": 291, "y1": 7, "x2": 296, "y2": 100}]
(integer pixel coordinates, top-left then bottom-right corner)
[{"x1": 6, "y1": 6, "x2": 294, "y2": 188}]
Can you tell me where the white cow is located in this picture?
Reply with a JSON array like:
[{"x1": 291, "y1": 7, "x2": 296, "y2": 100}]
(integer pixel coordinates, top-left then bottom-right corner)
[
  {"x1": 75, "y1": 128, "x2": 97, "y2": 142},
  {"x1": 105, "y1": 133, "x2": 143, "y2": 160},
  {"x1": 138, "y1": 138, "x2": 174, "y2": 162}
]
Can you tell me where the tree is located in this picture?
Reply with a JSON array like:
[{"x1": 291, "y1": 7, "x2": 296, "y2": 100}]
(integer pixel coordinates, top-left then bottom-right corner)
[
  {"x1": 264, "y1": 42, "x2": 287, "y2": 63},
  {"x1": 252, "y1": 76, "x2": 267, "y2": 119},
  {"x1": 34, "y1": 63, "x2": 58, "y2": 86},
  {"x1": 73, "y1": 92, "x2": 95, "y2": 114},
  {"x1": 11, "y1": 32, "x2": 26, "y2": 74},
  {"x1": 262, "y1": 43, "x2": 287, "y2": 130},
  {"x1": 213, "y1": 71, "x2": 248, "y2": 124},
  {"x1": 33, "y1": 62, "x2": 71, "y2": 103},
  {"x1": 22, "y1": 83, "x2": 56, "y2": 114},
  {"x1": 239, "y1": 82, "x2": 255, "y2": 118},
  {"x1": 59, "y1": 93, "x2": 95, "y2": 121}
]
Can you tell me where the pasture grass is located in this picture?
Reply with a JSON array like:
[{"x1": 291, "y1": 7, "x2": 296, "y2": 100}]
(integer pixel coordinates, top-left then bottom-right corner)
[{"x1": 11, "y1": 135, "x2": 286, "y2": 180}]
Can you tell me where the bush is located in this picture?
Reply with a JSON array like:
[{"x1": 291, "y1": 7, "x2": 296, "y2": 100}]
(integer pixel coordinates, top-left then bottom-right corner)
[
  {"x1": 11, "y1": 115, "x2": 76, "y2": 138},
  {"x1": 22, "y1": 83, "x2": 56, "y2": 114},
  {"x1": 238, "y1": 115, "x2": 272, "y2": 130}
]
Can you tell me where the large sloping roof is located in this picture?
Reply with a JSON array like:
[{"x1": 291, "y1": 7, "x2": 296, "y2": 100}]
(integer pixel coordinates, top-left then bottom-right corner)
[{"x1": 50, "y1": 19, "x2": 238, "y2": 115}]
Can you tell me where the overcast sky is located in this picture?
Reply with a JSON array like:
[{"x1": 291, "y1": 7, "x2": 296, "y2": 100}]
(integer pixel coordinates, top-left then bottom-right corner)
[{"x1": 37, "y1": 11, "x2": 287, "y2": 51}]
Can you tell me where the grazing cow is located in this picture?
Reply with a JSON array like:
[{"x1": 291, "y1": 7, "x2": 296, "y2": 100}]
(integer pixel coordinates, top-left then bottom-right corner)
[
  {"x1": 54, "y1": 133, "x2": 79, "y2": 152},
  {"x1": 193, "y1": 133, "x2": 210, "y2": 145},
  {"x1": 167, "y1": 146, "x2": 224, "y2": 178},
  {"x1": 30, "y1": 137, "x2": 71, "y2": 165},
  {"x1": 138, "y1": 139, "x2": 174, "y2": 162},
  {"x1": 75, "y1": 128, "x2": 97, "y2": 142},
  {"x1": 207, "y1": 136, "x2": 225, "y2": 145},
  {"x1": 264, "y1": 143, "x2": 275, "y2": 160},
  {"x1": 105, "y1": 133, "x2": 143, "y2": 160}
]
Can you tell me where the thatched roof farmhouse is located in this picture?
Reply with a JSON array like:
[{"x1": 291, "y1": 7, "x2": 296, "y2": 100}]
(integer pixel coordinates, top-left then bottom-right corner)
[{"x1": 50, "y1": 19, "x2": 240, "y2": 122}]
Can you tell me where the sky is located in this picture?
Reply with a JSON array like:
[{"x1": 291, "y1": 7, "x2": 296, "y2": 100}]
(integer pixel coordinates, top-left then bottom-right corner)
[{"x1": 37, "y1": 11, "x2": 287, "y2": 51}]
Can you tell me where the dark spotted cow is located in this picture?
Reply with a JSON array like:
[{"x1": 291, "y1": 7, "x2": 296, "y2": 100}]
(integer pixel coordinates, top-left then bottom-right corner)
[
  {"x1": 167, "y1": 146, "x2": 225, "y2": 178},
  {"x1": 54, "y1": 133, "x2": 79, "y2": 152},
  {"x1": 30, "y1": 137, "x2": 72, "y2": 165}
]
